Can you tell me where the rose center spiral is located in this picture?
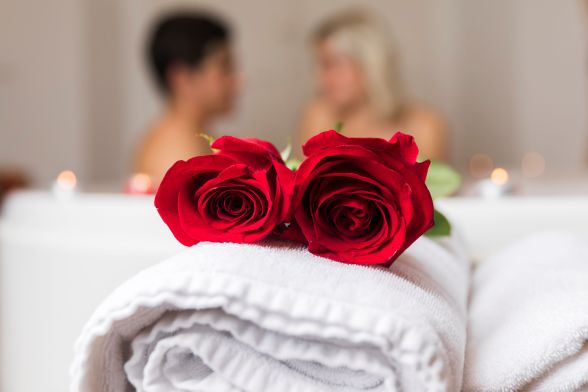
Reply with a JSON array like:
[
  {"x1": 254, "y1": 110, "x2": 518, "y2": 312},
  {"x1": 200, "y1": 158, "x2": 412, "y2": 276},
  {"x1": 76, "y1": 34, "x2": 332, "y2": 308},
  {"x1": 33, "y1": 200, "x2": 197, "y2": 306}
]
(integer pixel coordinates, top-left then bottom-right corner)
[
  {"x1": 205, "y1": 188, "x2": 257, "y2": 222},
  {"x1": 328, "y1": 198, "x2": 380, "y2": 237}
]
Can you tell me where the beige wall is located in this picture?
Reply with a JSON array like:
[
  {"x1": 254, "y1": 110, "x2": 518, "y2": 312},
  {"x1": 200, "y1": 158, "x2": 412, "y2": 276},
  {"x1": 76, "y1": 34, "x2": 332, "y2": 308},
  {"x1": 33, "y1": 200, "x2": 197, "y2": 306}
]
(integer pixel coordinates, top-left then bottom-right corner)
[
  {"x1": 0, "y1": 0, "x2": 586, "y2": 185},
  {"x1": 0, "y1": 0, "x2": 86, "y2": 183},
  {"x1": 459, "y1": 0, "x2": 587, "y2": 169},
  {"x1": 514, "y1": 0, "x2": 587, "y2": 169}
]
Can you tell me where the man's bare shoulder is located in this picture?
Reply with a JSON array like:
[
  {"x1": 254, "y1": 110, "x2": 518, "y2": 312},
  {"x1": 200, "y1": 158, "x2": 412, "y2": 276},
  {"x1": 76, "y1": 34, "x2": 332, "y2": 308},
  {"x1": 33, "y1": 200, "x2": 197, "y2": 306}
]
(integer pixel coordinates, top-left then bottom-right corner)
[{"x1": 134, "y1": 123, "x2": 209, "y2": 182}]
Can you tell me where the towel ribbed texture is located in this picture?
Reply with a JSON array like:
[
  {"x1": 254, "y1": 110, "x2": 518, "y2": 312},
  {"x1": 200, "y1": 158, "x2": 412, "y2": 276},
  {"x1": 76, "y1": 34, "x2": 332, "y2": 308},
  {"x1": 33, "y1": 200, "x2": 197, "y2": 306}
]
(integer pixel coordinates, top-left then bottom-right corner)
[{"x1": 70, "y1": 237, "x2": 469, "y2": 392}]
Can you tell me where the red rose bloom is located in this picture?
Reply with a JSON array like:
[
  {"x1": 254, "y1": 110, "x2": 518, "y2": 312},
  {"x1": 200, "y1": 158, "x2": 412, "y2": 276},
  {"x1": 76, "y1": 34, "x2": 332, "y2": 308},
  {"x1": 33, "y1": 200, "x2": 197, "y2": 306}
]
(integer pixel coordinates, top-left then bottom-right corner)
[
  {"x1": 293, "y1": 130, "x2": 434, "y2": 266},
  {"x1": 155, "y1": 136, "x2": 294, "y2": 245}
]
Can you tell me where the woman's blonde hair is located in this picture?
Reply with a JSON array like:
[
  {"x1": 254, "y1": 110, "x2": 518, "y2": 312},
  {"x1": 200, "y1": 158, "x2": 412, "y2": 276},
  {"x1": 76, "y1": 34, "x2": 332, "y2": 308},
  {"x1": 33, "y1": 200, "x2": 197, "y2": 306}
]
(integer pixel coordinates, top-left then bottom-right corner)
[{"x1": 313, "y1": 10, "x2": 405, "y2": 119}]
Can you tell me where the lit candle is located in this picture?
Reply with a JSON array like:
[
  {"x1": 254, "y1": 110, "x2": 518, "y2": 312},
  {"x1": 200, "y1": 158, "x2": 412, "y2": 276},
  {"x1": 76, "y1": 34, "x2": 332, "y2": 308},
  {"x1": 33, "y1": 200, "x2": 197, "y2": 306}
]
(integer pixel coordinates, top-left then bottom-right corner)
[
  {"x1": 476, "y1": 167, "x2": 513, "y2": 198},
  {"x1": 52, "y1": 170, "x2": 78, "y2": 199},
  {"x1": 124, "y1": 173, "x2": 154, "y2": 195}
]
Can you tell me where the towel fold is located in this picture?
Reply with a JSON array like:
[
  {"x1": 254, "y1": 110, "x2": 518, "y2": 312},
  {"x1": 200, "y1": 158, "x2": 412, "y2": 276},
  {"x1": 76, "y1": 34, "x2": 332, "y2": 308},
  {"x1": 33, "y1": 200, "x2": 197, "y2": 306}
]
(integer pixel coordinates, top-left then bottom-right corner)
[
  {"x1": 465, "y1": 231, "x2": 588, "y2": 391},
  {"x1": 70, "y1": 237, "x2": 469, "y2": 392}
]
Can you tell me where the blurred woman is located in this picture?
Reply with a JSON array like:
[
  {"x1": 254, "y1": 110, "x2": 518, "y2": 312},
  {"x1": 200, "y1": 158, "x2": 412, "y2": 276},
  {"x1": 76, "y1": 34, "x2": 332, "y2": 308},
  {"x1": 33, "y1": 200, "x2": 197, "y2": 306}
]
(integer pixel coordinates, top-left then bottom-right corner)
[
  {"x1": 135, "y1": 12, "x2": 238, "y2": 184},
  {"x1": 298, "y1": 10, "x2": 446, "y2": 159}
]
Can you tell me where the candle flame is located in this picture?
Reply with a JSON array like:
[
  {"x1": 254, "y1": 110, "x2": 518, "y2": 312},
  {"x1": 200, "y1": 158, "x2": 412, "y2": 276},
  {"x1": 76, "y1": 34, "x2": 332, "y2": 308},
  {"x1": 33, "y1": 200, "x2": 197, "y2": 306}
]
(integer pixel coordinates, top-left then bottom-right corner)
[
  {"x1": 490, "y1": 168, "x2": 509, "y2": 185},
  {"x1": 56, "y1": 170, "x2": 77, "y2": 189}
]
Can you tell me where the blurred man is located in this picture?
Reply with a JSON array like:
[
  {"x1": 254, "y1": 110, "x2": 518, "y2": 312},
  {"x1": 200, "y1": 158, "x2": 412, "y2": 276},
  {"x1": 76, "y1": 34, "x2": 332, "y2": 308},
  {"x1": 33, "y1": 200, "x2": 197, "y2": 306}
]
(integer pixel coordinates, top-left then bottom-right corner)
[{"x1": 135, "y1": 12, "x2": 238, "y2": 184}]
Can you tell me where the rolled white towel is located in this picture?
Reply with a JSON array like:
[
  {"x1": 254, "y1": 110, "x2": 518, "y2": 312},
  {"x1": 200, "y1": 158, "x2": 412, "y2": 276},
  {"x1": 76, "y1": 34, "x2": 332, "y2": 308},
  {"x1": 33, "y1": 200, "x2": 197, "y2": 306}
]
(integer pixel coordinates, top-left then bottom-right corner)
[
  {"x1": 70, "y1": 237, "x2": 469, "y2": 392},
  {"x1": 465, "y1": 231, "x2": 588, "y2": 391}
]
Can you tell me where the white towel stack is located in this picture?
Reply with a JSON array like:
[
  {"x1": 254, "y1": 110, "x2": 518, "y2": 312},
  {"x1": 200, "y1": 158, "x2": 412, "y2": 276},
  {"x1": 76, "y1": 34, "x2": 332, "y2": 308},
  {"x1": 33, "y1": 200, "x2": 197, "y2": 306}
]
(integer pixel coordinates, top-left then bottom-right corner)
[
  {"x1": 465, "y1": 231, "x2": 588, "y2": 391},
  {"x1": 70, "y1": 237, "x2": 469, "y2": 392}
]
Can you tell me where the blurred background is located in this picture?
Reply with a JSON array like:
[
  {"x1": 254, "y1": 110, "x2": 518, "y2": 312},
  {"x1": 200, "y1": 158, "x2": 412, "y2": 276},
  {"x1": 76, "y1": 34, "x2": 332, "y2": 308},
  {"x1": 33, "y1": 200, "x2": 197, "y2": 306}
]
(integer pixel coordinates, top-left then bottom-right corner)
[{"x1": 1, "y1": 0, "x2": 587, "y2": 191}]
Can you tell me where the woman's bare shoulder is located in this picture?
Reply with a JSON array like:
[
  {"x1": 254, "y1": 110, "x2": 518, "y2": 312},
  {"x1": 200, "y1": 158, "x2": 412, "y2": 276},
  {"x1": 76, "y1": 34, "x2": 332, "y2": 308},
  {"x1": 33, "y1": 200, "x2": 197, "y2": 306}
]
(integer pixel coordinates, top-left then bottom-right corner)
[
  {"x1": 303, "y1": 99, "x2": 336, "y2": 124},
  {"x1": 299, "y1": 98, "x2": 338, "y2": 137},
  {"x1": 401, "y1": 104, "x2": 446, "y2": 159}
]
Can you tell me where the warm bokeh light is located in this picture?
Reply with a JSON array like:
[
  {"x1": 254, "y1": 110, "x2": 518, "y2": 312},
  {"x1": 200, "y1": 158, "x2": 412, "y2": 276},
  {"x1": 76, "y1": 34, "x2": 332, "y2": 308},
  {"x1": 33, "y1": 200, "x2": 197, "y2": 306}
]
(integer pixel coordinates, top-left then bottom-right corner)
[
  {"x1": 56, "y1": 170, "x2": 77, "y2": 189},
  {"x1": 126, "y1": 173, "x2": 153, "y2": 195},
  {"x1": 469, "y1": 154, "x2": 494, "y2": 179},
  {"x1": 521, "y1": 152, "x2": 546, "y2": 178},
  {"x1": 490, "y1": 167, "x2": 509, "y2": 185}
]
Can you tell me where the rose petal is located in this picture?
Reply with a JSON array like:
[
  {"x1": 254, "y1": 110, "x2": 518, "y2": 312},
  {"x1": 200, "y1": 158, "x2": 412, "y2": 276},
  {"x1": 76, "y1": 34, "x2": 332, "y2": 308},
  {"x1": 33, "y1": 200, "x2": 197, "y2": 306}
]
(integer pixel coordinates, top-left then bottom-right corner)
[{"x1": 212, "y1": 135, "x2": 283, "y2": 163}]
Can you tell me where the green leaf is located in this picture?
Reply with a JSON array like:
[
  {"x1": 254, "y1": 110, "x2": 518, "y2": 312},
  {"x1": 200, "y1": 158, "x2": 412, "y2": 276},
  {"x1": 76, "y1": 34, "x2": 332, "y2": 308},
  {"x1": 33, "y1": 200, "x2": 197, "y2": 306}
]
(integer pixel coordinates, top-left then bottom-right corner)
[
  {"x1": 425, "y1": 160, "x2": 461, "y2": 199},
  {"x1": 425, "y1": 209, "x2": 452, "y2": 237},
  {"x1": 280, "y1": 141, "x2": 292, "y2": 162},
  {"x1": 285, "y1": 158, "x2": 301, "y2": 171},
  {"x1": 334, "y1": 121, "x2": 344, "y2": 133},
  {"x1": 199, "y1": 133, "x2": 215, "y2": 146}
]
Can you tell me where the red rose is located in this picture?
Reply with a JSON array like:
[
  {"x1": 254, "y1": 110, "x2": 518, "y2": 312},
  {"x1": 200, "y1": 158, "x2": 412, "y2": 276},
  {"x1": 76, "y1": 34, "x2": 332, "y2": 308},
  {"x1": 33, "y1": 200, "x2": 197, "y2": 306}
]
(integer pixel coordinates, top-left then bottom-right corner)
[
  {"x1": 155, "y1": 136, "x2": 294, "y2": 245},
  {"x1": 293, "y1": 130, "x2": 434, "y2": 266}
]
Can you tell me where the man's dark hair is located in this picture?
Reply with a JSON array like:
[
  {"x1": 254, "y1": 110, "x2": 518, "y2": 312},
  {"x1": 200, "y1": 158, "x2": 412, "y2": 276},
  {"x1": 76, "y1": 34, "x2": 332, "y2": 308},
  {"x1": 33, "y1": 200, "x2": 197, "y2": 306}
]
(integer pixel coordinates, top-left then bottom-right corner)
[{"x1": 147, "y1": 11, "x2": 230, "y2": 93}]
